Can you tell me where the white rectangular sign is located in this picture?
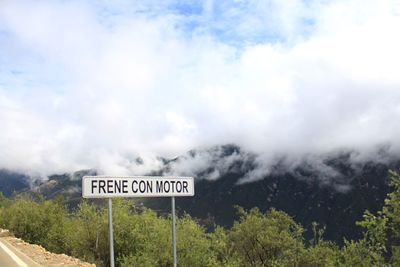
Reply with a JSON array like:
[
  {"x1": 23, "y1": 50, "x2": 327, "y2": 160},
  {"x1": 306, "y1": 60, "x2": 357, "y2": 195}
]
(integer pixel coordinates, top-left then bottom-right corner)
[{"x1": 82, "y1": 176, "x2": 194, "y2": 198}]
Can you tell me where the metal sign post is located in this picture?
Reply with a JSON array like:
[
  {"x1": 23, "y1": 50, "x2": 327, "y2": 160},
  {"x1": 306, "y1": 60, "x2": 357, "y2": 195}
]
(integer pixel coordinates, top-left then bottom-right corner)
[
  {"x1": 82, "y1": 176, "x2": 194, "y2": 267},
  {"x1": 108, "y1": 198, "x2": 115, "y2": 267},
  {"x1": 171, "y1": 196, "x2": 177, "y2": 267}
]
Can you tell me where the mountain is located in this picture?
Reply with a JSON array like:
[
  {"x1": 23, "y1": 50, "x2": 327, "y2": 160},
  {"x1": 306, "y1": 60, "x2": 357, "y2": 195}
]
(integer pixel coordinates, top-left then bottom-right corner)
[
  {"x1": 21, "y1": 169, "x2": 97, "y2": 207},
  {"x1": 172, "y1": 162, "x2": 391, "y2": 242},
  {"x1": 2, "y1": 145, "x2": 399, "y2": 244},
  {"x1": 0, "y1": 169, "x2": 30, "y2": 197},
  {"x1": 147, "y1": 145, "x2": 398, "y2": 243}
]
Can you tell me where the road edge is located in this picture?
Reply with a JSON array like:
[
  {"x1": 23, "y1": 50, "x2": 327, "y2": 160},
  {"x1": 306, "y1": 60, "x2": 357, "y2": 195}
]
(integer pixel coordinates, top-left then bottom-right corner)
[{"x1": 0, "y1": 238, "x2": 42, "y2": 267}]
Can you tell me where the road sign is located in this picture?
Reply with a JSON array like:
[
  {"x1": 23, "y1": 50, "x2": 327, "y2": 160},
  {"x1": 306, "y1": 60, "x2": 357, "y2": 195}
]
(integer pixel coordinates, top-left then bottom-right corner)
[
  {"x1": 82, "y1": 175, "x2": 194, "y2": 267},
  {"x1": 82, "y1": 176, "x2": 194, "y2": 198}
]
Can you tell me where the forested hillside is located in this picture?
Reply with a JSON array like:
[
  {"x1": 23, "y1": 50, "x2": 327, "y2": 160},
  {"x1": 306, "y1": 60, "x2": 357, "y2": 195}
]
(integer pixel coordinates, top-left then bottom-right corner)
[
  {"x1": 1, "y1": 171, "x2": 400, "y2": 266},
  {"x1": 2, "y1": 145, "x2": 398, "y2": 245},
  {"x1": 0, "y1": 169, "x2": 30, "y2": 197}
]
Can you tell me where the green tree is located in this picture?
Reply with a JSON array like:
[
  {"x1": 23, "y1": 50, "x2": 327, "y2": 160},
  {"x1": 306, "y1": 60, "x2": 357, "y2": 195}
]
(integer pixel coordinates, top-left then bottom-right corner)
[
  {"x1": 175, "y1": 214, "x2": 216, "y2": 267},
  {"x1": 0, "y1": 195, "x2": 71, "y2": 253},
  {"x1": 39, "y1": 197, "x2": 70, "y2": 253},
  {"x1": 67, "y1": 201, "x2": 109, "y2": 266},
  {"x1": 119, "y1": 202, "x2": 218, "y2": 267},
  {"x1": 355, "y1": 170, "x2": 400, "y2": 265},
  {"x1": 300, "y1": 240, "x2": 338, "y2": 267},
  {"x1": 299, "y1": 223, "x2": 339, "y2": 267},
  {"x1": 0, "y1": 192, "x2": 11, "y2": 208},
  {"x1": 228, "y1": 207, "x2": 305, "y2": 267},
  {"x1": 0, "y1": 196, "x2": 42, "y2": 242},
  {"x1": 209, "y1": 226, "x2": 240, "y2": 266},
  {"x1": 337, "y1": 239, "x2": 386, "y2": 266},
  {"x1": 115, "y1": 199, "x2": 172, "y2": 267}
]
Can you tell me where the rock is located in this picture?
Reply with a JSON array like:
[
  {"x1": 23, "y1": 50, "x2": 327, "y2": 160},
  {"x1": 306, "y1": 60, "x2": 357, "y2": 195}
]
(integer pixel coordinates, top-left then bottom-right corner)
[{"x1": 0, "y1": 228, "x2": 11, "y2": 237}]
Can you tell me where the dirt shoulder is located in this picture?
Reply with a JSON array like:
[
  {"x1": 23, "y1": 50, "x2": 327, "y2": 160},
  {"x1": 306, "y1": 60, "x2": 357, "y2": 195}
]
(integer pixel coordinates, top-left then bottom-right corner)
[{"x1": 0, "y1": 229, "x2": 95, "y2": 267}]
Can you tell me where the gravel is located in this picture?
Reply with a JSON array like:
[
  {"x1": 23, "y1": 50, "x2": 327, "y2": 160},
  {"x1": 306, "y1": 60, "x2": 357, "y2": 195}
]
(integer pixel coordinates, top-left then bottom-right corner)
[{"x1": 0, "y1": 228, "x2": 96, "y2": 267}]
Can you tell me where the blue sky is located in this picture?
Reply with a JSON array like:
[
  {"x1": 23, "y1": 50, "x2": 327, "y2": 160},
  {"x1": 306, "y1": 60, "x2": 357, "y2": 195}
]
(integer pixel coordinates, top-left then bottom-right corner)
[{"x1": 0, "y1": 0, "x2": 400, "y2": 178}]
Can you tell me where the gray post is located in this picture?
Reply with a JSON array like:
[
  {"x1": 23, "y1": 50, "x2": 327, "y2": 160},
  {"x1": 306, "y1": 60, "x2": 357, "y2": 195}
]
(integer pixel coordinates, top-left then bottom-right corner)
[
  {"x1": 108, "y1": 198, "x2": 115, "y2": 267},
  {"x1": 172, "y1": 196, "x2": 177, "y2": 267}
]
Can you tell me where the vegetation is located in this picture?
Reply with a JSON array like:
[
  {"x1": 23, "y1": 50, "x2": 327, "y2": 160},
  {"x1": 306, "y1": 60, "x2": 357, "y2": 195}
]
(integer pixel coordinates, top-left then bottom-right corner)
[{"x1": 1, "y1": 171, "x2": 400, "y2": 266}]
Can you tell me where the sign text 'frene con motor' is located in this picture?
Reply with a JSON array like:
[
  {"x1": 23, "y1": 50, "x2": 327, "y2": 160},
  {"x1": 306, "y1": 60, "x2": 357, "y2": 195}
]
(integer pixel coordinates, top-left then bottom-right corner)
[
  {"x1": 82, "y1": 176, "x2": 194, "y2": 198},
  {"x1": 91, "y1": 179, "x2": 190, "y2": 194}
]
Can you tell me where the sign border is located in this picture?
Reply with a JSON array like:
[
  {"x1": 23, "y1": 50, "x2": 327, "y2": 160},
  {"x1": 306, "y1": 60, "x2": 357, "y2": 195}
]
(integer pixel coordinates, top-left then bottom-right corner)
[{"x1": 82, "y1": 175, "x2": 195, "y2": 198}]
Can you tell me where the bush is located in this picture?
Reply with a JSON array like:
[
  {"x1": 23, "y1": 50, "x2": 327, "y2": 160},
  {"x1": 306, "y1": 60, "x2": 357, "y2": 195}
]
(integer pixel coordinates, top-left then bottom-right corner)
[
  {"x1": 2, "y1": 170, "x2": 400, "y2": 266},
  {"x1": 228, "y1": 207, "x2": 305, "y2": 266},
  {"x1": 0, "y1": 195, "x2": 69, "y2": 251}
]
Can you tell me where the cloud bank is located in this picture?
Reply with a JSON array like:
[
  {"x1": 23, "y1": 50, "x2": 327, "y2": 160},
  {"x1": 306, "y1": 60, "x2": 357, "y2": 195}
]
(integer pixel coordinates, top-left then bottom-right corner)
[{"x1": 0, "y1": 0, "x2": 400, "y2": 179}]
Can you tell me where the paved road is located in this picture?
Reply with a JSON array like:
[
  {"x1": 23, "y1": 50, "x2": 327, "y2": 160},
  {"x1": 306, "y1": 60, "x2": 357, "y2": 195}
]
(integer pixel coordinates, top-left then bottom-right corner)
[
  {"x1": 0, "y1": 238, "x2": 41, "y2": 267},
  {"x1": 0, "y1": 242, "x2": 20, "y2": 267}
]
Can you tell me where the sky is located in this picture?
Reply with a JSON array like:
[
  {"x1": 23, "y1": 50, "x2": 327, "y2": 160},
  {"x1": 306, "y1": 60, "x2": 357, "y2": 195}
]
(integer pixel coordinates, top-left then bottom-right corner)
[{"x1": 0, "y1": 0, "x2": 400, "y2": 178}]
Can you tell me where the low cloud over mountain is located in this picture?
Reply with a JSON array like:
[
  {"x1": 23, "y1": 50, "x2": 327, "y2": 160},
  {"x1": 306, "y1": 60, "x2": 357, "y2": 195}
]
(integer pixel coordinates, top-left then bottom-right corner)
[{"x1": 0, "y1": 1, "x2": 399, "y2": 179}]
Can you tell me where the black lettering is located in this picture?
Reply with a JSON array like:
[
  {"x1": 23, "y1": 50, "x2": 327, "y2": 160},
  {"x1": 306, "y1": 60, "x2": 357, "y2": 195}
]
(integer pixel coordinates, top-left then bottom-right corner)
[
  {"x1": 139, "y1": 181, "x2": 146, "y2": 193},
  {"x1": 176, "y1": 181, "x2": 182, "y2": 193},
  {"x1": 164, "y1": 181, "x2": 170, "y2": 193},
  {"x1": 91, "y1": 180, "x2": 98, "y2": 194},
  {"x1": 115, "y1": 180, "x2": 121, "y2": 193},
  {"x1": 183, "y1": 181, "x2": 188, "y2": 193},
  {"x1": 107, "y1": 180, "x2": 113, "y2": 193},
  {"x1": 99, "y1": 180, "x2": 106, "y2": 193},
  {"x1": 156, "y1": 181, "x2": 163, "y2": 193},
  {"x1": 122, "y1": 180, "x2": 128, "y2": 193},
  {"x1": 132, "y1": 180, "x2": 138, "y2": 193},
  {"x1": 170, "y1": 181, "x2": 175, "y2": 193},
  {"x1": 146, "y1": 180, "x2": 153, "y2": 193}
]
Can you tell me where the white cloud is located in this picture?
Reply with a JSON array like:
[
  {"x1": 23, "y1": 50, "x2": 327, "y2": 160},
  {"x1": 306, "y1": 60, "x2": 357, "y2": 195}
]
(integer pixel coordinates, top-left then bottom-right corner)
[{"x1": 0, "y1": 0, "x2": 399, "y2": 179}]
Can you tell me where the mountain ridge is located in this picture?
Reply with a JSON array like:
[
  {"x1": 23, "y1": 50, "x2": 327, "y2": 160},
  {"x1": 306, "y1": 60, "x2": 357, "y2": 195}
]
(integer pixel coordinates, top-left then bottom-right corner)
[{"x1": 1, "y1": 144, "x2": 399, "y2": 244}]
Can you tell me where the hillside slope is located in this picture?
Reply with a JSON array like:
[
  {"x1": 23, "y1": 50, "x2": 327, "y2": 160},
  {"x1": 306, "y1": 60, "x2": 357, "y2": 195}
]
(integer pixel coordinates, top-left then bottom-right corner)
[{"x1": 3, "y1": 145, "x2": 399, "y2": 244}]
